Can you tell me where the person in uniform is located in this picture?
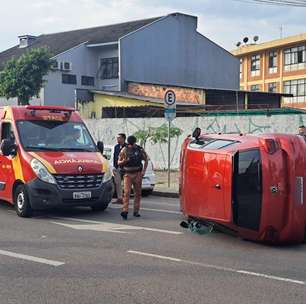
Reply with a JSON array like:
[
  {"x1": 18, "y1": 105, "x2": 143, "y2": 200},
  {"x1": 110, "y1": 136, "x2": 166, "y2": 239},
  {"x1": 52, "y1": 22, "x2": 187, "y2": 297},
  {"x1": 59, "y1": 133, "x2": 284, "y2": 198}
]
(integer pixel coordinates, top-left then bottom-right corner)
[
  {"x1": 117, "y1": 135, "x2": 148, "y2": 220},
  {"x1": 112, "y1": 133, "x2": 127, "y2": 204},
  {"x1": 298, "y1": 125, "x2": 306, "y2": 141}
]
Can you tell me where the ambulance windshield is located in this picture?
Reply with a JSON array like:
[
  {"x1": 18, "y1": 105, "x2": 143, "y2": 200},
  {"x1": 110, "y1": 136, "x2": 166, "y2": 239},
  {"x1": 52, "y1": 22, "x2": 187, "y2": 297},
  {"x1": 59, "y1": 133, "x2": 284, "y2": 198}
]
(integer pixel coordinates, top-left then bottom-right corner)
[{"x1": 16, "y1": 120, "x2": 97, "y2": 152}]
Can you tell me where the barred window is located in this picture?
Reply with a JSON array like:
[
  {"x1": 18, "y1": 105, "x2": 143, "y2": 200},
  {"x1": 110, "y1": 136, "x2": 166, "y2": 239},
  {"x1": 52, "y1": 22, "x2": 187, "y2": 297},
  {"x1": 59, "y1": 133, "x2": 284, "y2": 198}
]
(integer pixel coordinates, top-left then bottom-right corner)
[
  {"x1": 250, "y1": 84, "x2": 260, "y2": 92},
  {"x1": 100, "y1": 57, "x2": 119, "y2": 79},
  {"x1": 62, "y1": 74, "x2": 77, "y2": 85},
  {"x1": 251, "y1": 54, "x2": 260, "y2": 76},
  {"x1": 283, "y1": 79, "x2": 306, "y2": 97},
  {"x1": 284, "y1": 45, "x2": 306, "y2": 72},
  {"x1": 268, "y1": 82, "x2": 277, "y2": 93},
  {"x1": 81, "y1": 76, "x2": 95, "y2": 86},
  {"x1": 268, "y1": 51, "x2": 278, "y2": 74}
]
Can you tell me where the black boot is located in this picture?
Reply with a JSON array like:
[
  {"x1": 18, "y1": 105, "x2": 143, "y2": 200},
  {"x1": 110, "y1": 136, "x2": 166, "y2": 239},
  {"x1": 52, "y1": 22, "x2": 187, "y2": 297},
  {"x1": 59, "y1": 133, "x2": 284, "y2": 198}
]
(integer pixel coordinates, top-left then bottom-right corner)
[
  {"x1": 121, "y1": 211, "x2": 128, "y2": 220},
  {"x1": 133, "y1": 211, "x2": 140, "y2": 217}
]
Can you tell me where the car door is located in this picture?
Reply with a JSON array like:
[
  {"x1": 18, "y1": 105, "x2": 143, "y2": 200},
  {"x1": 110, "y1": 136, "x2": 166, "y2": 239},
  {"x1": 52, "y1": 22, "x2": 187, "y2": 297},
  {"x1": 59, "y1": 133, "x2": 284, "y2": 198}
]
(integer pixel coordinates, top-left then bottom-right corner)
[{"x1": 0, "y1": 122, "x2": 16, "y2": 202}]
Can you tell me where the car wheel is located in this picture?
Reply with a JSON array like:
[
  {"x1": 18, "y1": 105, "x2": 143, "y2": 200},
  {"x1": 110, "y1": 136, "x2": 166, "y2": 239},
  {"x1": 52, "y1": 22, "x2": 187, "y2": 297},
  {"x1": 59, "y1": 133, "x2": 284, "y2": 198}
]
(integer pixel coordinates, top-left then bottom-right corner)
[
  {"x1": 91, "y1": 201, "x2": 109, "y2": 212},
  {"x1": 14, "y1": 184, "x2": 32, "y2": 217},
  {"x1": 142, "y1": 189, "x2": 153, "y2": 197}
]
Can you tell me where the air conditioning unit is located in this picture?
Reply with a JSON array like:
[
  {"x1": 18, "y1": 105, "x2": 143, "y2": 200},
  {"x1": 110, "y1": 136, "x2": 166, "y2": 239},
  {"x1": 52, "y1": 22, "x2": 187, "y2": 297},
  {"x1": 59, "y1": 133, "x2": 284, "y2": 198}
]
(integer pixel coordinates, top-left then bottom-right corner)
[
  {"x1": 61, "y1": 62, "x2": 72, "y2": 71},
  {"x1": 51, "y1": 60, "x2": 60, "y2": 70}
]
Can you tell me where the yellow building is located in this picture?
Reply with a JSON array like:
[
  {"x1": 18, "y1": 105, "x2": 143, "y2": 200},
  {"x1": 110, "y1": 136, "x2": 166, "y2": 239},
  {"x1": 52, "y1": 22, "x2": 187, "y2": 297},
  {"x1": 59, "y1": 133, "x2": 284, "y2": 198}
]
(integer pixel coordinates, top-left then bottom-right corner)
[{"x1": 232, "y1": 33, "x2": 306, "y2": 109}]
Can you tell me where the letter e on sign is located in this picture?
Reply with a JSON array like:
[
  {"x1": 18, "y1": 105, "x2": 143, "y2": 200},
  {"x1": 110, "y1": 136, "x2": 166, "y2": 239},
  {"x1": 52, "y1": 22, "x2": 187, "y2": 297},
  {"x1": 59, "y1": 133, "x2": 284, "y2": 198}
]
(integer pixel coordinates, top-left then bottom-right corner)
[{"x1": 164, "y1": 90, "x2": 176, "y2": 108}]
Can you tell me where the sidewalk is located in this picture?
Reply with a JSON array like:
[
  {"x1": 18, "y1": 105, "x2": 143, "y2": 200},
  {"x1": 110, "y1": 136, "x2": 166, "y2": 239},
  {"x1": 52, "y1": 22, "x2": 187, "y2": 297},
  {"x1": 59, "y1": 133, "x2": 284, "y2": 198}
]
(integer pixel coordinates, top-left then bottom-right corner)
[{"x1": 153, "y1": 170, "x2": 179, "y2": 198}]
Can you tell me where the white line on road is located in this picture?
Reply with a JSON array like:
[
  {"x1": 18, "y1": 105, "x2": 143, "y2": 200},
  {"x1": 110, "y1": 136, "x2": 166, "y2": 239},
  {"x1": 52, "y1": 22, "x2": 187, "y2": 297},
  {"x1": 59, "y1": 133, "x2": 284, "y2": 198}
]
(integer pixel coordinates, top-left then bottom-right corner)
[
  {"x1": 110, "y1": 205, "x2": 181, "y2": 214},
  {"x1": 50, "y1": 217, "x2": 182, "y2": 235},
  {"x1": 0, "y1": 249, "x2": 65, "y2": 267},
  {"x1": 142, "y1": 201, "x2": 180, "y2": 207},
  {"x1": 128, "y1": 250, "x2": 306, "y2": 286}
]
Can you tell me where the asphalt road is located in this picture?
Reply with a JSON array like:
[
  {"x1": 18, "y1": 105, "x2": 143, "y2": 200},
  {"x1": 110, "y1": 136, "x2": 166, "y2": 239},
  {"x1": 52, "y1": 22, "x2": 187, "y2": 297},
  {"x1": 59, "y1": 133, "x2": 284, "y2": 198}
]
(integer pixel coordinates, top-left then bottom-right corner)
[{"x1": 0, "y1": 196, "x2": 306, "y2": 304}]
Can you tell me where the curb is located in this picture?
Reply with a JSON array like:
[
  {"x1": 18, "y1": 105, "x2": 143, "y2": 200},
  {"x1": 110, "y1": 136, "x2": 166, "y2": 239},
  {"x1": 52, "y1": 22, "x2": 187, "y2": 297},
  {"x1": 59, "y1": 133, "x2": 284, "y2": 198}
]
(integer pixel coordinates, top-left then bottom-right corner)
[{"x1": 152, "y1": 190, "x2": 179, "y2": 198}]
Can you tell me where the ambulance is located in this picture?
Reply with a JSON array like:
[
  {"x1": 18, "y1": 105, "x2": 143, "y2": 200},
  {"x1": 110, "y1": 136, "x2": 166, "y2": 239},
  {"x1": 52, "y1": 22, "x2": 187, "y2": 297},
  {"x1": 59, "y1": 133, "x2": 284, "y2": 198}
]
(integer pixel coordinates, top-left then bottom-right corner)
[
  {"x1": 0, "y1": 106, "x2": 114, "y2": 217},
  {"x1": 180, "y1": 129, "x2": 306, "y2": 244}
]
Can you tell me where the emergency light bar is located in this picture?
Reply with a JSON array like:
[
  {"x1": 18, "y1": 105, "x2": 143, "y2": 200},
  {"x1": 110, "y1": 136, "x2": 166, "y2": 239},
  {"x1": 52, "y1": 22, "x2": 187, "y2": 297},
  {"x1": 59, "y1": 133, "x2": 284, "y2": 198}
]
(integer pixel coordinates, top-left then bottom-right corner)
[
  {"x1": 25, "y1": 106, "x2": 75, "y2": 120},
  {"x1": 25, "y1": 106, "x2": 75, "y2": 112}
]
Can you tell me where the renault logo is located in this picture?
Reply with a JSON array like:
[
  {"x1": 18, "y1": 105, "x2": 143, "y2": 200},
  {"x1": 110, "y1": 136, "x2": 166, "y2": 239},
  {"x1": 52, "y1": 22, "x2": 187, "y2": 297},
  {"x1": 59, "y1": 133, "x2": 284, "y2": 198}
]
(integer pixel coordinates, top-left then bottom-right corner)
[{"x1": 78, "y1": 166, "x2": 83, "y2": 173}]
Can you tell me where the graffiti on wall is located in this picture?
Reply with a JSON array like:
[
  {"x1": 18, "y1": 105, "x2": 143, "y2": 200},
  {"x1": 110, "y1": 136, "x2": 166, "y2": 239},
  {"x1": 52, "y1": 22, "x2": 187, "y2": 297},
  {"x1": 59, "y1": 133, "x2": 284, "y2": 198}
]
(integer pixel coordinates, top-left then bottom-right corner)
[
  {"x1": 205, "y1": 117, "x2": 271, "y2": 134},
  {"x1": 85, "y1": 113, "x2": 306, "y2": 169}
]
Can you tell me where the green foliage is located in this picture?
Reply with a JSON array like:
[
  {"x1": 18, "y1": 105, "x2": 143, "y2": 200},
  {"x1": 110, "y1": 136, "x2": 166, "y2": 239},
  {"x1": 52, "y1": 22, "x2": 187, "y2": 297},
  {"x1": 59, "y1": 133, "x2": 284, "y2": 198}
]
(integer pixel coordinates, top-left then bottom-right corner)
[
  {"x1": 134, "y1": 123, "x2": 182, "y2": 146},
  {"x1": 0, "y1": 48, "x2": 54, "y2": 105},
  {"x1": 150, "y1": 123, "x2": 183, "y2": 144},
  {"x1": 133, "y1": 129, "x2": 152, "y2": 148}
]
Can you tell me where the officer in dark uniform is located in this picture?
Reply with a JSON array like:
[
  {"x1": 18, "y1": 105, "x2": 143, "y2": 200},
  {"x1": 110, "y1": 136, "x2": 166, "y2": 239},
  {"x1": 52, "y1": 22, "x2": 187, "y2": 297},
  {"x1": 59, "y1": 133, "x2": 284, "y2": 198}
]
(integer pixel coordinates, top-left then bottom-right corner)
[
  {"x1": 298, "y1": 125, "x2": 306, "y2": 142},
  {"x1": 112, "y1": 133, "x2": 127, "y2": 204},
  {"x1": 117, "y1": 135, "x2": 148, "y2": 220}
]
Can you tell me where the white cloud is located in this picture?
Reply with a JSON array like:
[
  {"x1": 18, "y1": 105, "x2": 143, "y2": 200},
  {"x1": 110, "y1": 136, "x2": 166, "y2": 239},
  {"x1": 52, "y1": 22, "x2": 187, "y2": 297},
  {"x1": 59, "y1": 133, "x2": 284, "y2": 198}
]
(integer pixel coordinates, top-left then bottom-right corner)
[{"x1": 1, "y1": 0, "x2": 306, "y2": 52}]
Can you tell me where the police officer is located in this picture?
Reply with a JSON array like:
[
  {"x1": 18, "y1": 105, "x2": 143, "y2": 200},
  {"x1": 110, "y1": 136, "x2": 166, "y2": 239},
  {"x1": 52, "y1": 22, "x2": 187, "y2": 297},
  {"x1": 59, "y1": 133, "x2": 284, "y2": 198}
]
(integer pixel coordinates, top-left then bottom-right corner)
[
  {"x1": 117, "y1": 135, "x2": 148, "y2": 220},
  {"x1": 112, "y1": 133, "x2": 127, "y2": 204},
  {"x1": 298, "y1": 125, "x2": 306, "y2": 142}
]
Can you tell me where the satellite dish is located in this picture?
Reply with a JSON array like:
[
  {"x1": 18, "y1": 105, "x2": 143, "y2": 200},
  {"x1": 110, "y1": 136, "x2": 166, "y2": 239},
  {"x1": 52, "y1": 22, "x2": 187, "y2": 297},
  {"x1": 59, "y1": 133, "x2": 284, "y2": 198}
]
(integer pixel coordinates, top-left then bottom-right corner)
[
  {"x1": 243, "y1": 37, "x2": 249, "y2": 44},
  {"x1": 236, "y1": 41, "x2": 241, "y2": 47},
  {"x1": 254, "y1": 35, "x2": 259, "y2": 42}
]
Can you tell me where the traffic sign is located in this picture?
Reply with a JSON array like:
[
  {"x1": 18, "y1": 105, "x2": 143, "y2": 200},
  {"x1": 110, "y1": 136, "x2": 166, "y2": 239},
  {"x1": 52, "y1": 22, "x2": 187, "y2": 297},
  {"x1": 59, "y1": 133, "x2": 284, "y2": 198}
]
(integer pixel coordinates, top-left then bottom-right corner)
[
  {"x1": 164, "y1": 108, "x2": 176, "y2": 121},
  {"x1": 164, "y1": 90, "x2": 176, "y2": 108}
]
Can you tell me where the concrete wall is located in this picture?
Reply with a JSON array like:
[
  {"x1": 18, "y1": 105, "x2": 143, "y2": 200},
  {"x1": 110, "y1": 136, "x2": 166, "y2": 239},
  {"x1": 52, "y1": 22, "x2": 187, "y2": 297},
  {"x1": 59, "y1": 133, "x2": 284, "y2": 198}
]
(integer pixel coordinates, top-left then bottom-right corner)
[
  {"x1": 120, "y1": 13, "x2": 239, "y2": 91},
  {"x1": 85, "y1": 112, "x2": 306, "y2": 170}
]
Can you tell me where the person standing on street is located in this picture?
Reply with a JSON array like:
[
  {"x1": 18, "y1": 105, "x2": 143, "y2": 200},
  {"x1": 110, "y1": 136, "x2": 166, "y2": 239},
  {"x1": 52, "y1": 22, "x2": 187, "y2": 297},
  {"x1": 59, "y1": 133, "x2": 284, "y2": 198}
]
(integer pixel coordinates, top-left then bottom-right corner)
[
  {"x1": 112, "y1": 133, "x2": 127, "y2": 204},
  {"x1": 298, "y1": 125, "x2": 306, "y2": 142},
  {"x1": 118, "y1": 135, "x2": 148, "y2": 220}
]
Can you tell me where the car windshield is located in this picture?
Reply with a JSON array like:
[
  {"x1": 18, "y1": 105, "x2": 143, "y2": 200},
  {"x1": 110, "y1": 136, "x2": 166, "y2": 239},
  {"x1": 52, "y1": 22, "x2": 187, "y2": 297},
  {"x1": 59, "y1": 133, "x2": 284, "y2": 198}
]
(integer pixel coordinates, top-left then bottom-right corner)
[{"x1": 16, "y1": 120, "x2": 97, "y2": 152}]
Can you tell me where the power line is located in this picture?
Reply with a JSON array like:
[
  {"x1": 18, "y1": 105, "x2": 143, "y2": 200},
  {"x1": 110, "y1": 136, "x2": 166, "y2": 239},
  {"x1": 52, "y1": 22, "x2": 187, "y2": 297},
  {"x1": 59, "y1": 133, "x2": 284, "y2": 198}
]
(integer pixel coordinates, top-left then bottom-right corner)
[{"x1": 233, "y1": 0, "x2": 306, "y2": 6}]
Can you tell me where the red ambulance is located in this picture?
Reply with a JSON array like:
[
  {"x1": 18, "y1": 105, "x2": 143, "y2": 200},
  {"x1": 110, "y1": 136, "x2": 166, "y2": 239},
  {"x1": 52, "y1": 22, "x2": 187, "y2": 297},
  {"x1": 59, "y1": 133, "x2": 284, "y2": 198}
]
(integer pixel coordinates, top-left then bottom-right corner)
[
  {"x1": 180, "y1": 129, "x2": 306, "y2": 244},
  {"x1": 0, "y1": 106, "x2": 113, "y2": 217}
]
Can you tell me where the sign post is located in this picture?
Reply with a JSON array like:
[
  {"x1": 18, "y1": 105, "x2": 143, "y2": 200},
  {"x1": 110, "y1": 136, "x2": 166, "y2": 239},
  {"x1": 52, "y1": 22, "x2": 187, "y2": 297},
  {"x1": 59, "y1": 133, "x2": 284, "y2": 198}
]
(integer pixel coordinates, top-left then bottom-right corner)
[{"x1": 164, "y1": 90, "x2": 176, "y2": 188}]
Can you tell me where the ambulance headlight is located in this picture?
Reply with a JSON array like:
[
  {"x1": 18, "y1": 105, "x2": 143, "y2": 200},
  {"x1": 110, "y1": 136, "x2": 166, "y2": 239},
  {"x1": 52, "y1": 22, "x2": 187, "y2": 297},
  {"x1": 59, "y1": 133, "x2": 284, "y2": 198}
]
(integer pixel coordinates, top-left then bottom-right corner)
[
  {"x1": 102, "y1": 166, "x2": 113, "y2": 183},
  {"x1": 31, "y1": 159, "x2": 56, "y2": 184}
]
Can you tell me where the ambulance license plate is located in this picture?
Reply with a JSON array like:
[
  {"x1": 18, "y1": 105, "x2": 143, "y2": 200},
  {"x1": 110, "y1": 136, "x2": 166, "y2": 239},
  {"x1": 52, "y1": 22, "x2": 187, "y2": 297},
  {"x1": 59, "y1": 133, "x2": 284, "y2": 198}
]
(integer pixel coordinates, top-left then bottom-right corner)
[{"x1": 73, "y1": 191, "x2": 91, "y2": 200}]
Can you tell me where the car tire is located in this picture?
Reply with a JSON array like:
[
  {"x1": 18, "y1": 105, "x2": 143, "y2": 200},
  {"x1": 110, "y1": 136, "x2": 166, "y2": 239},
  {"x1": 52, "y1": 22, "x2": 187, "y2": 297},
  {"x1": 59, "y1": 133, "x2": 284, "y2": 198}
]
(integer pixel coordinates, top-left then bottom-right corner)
[
  {"x1": 91, "y1": 201, "x2": 109, "y2": 212},
  {"x1": 14, "y1": 184, "x2": 32, "y2": 217},
  {"x1": 142, "y1": 189, "x2": 153, "y2": 197}
]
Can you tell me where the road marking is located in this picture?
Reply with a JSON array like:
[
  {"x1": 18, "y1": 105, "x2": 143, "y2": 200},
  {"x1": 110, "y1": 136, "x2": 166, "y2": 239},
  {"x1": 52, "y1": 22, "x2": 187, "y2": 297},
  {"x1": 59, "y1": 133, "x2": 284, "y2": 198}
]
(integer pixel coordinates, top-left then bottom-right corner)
[
  {"x1": 0, "y1": 249, "x2": 64, "y2": 267},
  {"x1": 128, "y1": 250, "x2": 306, "y2": 286},
  {"x1": 142, "y1": 201, "x2": 180, "y2": 207},
  {"x1": 51, "y1": 217, "x2": 182, "y2": 235},
  {"x1": 110, "y1": 205, "x2": 181, "y2": 214}
]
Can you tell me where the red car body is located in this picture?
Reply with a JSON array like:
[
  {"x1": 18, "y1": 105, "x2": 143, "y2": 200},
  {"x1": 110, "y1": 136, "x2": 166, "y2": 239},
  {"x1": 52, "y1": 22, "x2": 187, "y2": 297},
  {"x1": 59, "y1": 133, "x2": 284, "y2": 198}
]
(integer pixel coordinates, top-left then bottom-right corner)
[{"x1": 180, "y1": 132, "x2": 306, "y2": 244}]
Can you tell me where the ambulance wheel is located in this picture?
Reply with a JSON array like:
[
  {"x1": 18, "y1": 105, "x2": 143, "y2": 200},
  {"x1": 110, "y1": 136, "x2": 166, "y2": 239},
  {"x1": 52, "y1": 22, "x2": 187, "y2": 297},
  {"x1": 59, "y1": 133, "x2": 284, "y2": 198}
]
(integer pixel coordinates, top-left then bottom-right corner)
[
  {"x1": 14, "y1": 185, "x2": 32, "y2": 217},
  {"x1": 91, "y1": 201, "x2": 109, "y2": 212}
]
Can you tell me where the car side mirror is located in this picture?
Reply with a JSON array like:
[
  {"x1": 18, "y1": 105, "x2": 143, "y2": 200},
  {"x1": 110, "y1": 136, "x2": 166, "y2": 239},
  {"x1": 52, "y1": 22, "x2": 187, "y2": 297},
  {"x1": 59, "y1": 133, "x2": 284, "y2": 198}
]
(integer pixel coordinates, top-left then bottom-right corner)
[
  {"x1": 97, "y1": 141, "x2": 104, "y2": 154},
  {"x1": 1, "y1": 139, "x2": 17, "y2": 156}
]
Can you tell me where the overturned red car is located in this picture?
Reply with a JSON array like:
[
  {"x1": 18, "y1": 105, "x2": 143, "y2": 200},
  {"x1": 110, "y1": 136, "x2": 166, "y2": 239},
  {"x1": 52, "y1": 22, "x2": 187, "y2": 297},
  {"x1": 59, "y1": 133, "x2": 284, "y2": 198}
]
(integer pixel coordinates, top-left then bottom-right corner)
[{"x1": 179, "y1": 129, "x2": 306, "y2": 244}]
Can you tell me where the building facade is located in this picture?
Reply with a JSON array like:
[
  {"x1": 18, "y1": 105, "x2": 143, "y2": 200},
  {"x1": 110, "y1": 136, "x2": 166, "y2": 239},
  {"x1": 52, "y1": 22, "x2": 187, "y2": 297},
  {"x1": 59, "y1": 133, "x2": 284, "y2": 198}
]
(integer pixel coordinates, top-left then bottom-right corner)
[
  {"x1": 233, "y1": 33, "x2": 306, "y2": 109},
  {"x1": 0, "y1": 13, "x2": 239, "y2": 107}
]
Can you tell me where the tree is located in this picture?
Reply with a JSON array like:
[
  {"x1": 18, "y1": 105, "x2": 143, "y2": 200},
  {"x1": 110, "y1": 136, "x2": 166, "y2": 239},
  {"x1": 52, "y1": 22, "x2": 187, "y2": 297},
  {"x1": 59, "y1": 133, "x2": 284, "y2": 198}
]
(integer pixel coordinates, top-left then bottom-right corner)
[
  {"x1": 0, "y1": 48, "x2": 54, "y2": 105},
  {"x1": 133, "y1": 128, "x2": 153, "y2": 149}
]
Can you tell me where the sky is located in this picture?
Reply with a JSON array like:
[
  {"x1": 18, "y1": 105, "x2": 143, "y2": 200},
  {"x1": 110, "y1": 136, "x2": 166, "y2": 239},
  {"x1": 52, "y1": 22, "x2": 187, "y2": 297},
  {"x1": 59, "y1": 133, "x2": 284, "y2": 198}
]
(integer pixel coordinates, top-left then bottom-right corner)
[{"x1": 1, "y1": 0, "x2": 306, "y2": 52}]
